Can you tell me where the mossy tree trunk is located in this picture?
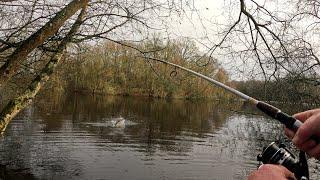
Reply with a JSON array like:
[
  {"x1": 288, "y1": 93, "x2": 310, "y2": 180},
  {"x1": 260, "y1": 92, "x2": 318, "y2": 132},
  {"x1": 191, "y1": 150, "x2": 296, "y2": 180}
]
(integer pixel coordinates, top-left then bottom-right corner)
[{"x1": 0, "y1": 4, "x2": 88, "y2": 134}]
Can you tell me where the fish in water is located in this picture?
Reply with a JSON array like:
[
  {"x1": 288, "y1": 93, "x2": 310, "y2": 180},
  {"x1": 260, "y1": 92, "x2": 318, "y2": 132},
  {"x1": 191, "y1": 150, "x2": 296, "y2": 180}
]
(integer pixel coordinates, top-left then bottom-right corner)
[{"x1": 111, "y1": 116, "x2": 126, "y2": 128}]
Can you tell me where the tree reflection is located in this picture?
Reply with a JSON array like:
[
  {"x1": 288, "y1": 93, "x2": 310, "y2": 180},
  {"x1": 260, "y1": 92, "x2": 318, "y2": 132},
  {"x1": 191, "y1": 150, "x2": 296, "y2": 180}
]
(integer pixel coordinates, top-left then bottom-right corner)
[
  {"x1": 1, "y1": 94, "x2": 318, "y2": 179},
  {"x1": 62, "y1": 94, "x2": 235, "y2": 154}
]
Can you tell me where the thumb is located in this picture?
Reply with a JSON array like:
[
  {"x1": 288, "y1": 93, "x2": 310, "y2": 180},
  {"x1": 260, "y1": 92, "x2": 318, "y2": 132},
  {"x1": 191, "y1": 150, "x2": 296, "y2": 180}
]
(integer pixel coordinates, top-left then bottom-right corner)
[{"x1": 294, "y1": 109, "x2": 319, "y2": 122}]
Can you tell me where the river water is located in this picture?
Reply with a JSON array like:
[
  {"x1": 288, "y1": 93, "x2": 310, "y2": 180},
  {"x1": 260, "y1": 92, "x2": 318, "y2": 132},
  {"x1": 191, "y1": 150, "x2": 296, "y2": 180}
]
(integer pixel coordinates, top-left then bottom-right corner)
[{"x1": 0, "y1": 95, "x2": 319, "y2": 179}]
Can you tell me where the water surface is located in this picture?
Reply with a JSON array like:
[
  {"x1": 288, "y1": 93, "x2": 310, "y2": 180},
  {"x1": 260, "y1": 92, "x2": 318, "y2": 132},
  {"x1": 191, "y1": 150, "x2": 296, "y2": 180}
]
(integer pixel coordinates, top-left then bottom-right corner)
[{"x1": 0, "y1": 95, "x2": 319, "y2": 179}]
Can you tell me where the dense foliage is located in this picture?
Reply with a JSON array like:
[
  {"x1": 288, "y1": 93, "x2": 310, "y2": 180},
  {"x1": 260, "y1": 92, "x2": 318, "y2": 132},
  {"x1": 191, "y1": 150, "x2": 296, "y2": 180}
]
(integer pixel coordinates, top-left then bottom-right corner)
[{"x1": 46, "y1": 39, "x2": 234, "y2": 100}]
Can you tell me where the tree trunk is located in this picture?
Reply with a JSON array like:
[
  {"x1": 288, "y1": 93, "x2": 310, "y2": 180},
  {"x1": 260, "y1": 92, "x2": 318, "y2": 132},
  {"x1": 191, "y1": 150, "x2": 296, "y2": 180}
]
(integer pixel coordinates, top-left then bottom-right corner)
[
  {"x1": 0, "y1": 0, "x2": 89, "y2": 87},
  {"x1": 0, "y1": 5, "x2": 88, "y2": 134}
]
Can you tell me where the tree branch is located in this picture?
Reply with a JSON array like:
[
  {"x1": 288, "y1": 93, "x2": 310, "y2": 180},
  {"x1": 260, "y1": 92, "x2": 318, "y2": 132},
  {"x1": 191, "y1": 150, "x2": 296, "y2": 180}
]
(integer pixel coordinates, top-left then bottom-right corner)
[{"x1": 0, "y1": 3, "x2": 88, "y2": 134}]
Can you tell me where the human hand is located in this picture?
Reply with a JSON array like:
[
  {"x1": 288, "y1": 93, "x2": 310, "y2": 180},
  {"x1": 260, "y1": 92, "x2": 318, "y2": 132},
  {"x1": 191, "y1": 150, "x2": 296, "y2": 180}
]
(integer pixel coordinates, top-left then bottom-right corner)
[
  {"x1": 284, "y1": 108, "x2": 320, "y2": 159},
  {"x1": 248, "y1": 164, "x2": 296, "y2": 180}
]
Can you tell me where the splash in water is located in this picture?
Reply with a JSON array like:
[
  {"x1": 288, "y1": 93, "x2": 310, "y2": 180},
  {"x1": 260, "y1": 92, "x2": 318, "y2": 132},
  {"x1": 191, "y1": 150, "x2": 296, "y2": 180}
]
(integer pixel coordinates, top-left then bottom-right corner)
[{"x1": 110, "y1": 116, "x2": 126, "y2": 128}]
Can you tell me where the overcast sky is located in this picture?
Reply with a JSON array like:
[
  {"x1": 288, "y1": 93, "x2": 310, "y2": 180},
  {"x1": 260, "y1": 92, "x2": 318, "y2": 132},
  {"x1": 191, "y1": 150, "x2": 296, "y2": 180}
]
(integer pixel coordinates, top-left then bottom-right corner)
[
  {"x1": 168, "y1": 1, "x2": 232, "y2": 44},
  {"x1": 165, "y1": 0, "x2": 249, "y2": 80},
  {"x1": 164, "y1": 0, "x2": 301, "y2": 81}
]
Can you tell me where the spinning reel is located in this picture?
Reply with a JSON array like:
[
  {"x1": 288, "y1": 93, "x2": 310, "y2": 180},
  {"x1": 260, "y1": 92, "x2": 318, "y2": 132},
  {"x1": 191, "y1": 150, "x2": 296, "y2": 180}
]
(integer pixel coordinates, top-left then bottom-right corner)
[{"x1": 257, "y1": 142, "x2": 309, "y2": 180}]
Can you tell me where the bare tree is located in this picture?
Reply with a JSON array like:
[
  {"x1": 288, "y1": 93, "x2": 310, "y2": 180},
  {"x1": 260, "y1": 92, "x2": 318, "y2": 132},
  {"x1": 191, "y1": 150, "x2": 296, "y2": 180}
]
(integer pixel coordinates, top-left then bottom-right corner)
[
  {"x1": 0, "y1": 0, "x2": 89, "y2": 86},
  {"x1": 0, "y1": 0, "x2": 192, "y2": 134},
  {"x1": 186, "y1": 0, "x2": 320, "y2": 102},
  {"x1": 0, "y1": 4, "x2": 88, "y2": 133},
  {"x1": 1, "y1": 0, "x2": 320, "y2": 134}
]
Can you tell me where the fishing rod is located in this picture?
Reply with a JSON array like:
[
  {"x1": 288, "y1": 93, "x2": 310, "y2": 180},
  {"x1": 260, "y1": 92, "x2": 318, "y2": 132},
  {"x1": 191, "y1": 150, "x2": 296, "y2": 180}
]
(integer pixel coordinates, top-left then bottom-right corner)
[
  {"x1": 143, "y1": 56, "x2": 313, "y2": 179},
  {"x1": 145, "y1": 56, "x2": 319, "y2": 143}
]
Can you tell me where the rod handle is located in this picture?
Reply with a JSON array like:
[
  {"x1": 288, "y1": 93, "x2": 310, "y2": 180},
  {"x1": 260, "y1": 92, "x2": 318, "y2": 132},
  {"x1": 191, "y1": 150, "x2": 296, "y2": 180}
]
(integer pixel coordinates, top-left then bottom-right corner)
[{"x1": 256, "y1": 101, "x2": 320, "y2": 144}]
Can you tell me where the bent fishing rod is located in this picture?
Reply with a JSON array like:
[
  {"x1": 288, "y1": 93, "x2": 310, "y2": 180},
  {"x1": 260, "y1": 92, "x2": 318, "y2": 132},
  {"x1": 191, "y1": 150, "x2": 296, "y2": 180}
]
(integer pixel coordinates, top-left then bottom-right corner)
[{"x1": 145, "y1": 56, "x2": 319, "y2": 143}]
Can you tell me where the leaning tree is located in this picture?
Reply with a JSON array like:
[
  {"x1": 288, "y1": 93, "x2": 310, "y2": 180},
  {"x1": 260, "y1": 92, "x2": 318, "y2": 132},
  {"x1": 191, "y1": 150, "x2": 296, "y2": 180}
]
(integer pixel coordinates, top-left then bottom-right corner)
[
  {"x1": 0, "y1": 0, "x2": 188, "y2": 133},
  {"x1": 1, "y1": 0, "x2": 320, "y2": 134}
]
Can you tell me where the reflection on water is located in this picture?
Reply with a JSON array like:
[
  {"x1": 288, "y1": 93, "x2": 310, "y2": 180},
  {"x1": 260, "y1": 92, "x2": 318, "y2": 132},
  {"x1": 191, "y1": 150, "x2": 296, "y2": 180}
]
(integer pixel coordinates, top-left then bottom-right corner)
[{"x1": 0, "y1": 95, "x2": 319, "y2": 179}]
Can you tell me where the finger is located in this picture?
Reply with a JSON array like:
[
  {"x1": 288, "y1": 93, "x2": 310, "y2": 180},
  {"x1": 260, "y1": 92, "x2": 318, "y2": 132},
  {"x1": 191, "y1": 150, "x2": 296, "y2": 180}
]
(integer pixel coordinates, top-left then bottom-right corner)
[
  {"x1": 259, "y1": 164, "x2": 295, "y2": 178},
  {"x1": 307, "y1": 143, "x2": 320, "y2": 159},
  {"x1": 297, "y1": 140, "x2": 317, "y2": 152},
  {"x1": 284, "y1": 127, "x2": 295, "y2": 140},
  {"x1": 285, "y1": 126, "x2": 318, "y2": 157},
  {"x1": 292, "y1": 114, "x2": 320, "y2": 146},
  {"x1": 293, "y1": 109, "x2": 320, "y2": 122},
  {"x1": 275, "y1": 165, "x2": 296, "y2": 179}
]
